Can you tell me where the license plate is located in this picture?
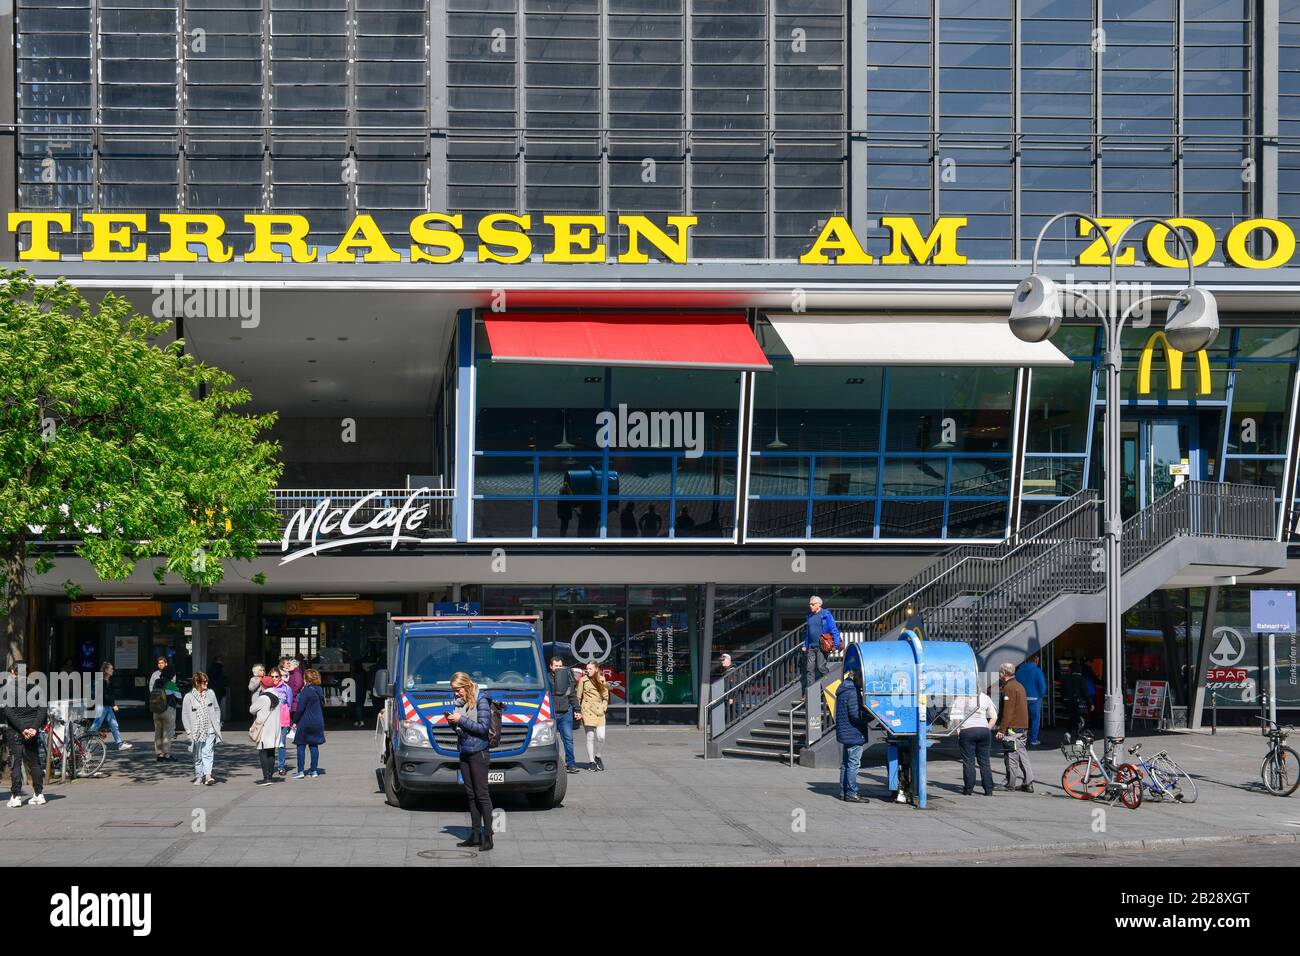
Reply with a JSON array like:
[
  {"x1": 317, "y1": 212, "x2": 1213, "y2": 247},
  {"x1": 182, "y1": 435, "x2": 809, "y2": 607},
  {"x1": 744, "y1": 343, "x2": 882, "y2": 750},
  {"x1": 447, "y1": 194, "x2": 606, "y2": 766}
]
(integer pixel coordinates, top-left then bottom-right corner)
[{"x1": 488, "y1": 772, "x2": 505, "y2": 784}]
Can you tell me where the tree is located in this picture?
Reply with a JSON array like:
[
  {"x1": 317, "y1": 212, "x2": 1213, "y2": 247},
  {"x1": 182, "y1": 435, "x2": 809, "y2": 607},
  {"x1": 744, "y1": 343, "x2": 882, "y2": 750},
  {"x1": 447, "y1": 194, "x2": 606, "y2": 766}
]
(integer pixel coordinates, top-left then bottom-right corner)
[{"x1": 0, "y1": 269, "x2": 283, "y2": 663}]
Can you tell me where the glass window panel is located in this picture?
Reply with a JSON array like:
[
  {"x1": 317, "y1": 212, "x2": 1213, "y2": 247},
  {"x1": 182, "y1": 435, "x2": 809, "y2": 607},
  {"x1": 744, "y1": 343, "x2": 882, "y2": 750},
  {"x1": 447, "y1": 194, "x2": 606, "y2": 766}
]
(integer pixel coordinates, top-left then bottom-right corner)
[
  {"x1": 885, "y1": 367, "x2": 1015, "y2": 453},
  {"x1": 1227, "y1": 362, "x2": 1296, "y2": 456},
  {"x1": 1027, "y1": 363, "x2": 1094, "y2": 453},
  {"x1": 811, "y1": 500, "x2": 877, "y2": 538},
  {"x1": 878, "y1": 499, "x2": 944, "y2": 538},
  {"x1": 881, "y1": 457, "x2": 948, "y2": 496},
  {"x1": 1023, "y1": 457, "x2": 1086, "y2": 497}
]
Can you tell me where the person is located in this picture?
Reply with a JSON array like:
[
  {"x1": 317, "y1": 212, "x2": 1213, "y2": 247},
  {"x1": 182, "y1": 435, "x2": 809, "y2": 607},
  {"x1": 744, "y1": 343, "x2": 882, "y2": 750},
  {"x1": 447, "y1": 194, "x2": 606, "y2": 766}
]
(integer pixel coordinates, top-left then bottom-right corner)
[
  {"x1": 249, "y1": 675, "x2": 283, "y2": 786},
  {"x1": 801, "y1": 595, "x2": 841, "y2": 694},
  {"x1": 575, "y1": 660, "x2": 610, "y2": 771},
  {"x1": 181, "y1": 671, "x2": 222, "y2": 786},
  {"x1": 89, "y1": 662, "x2": 131, "y2": 751},
  {"x1": 148, "y1": 656, "x2": 179, "y2": 762},
  {"x1": 557, "y1": 477, "x2": 574, "y2": 536},
  {"x1": 208, "y1": 656, "x2": 228, "y2": 722},
  {"x1": 835, "y1": 669, "x2": 873, "y2": 803},
  {"x1": 995, "y1": 662, "x2": 1035, "y2": 793},
  {"x1": 286, "y1": 658, "x2": 305, "y2": 698},
  {"x1": 2, "y1": 665, "x2": 47, "y2": 807},
  {"x1": 446, "y1": 671, "x2": 494, "y2": 852},
  {"x1": 1060, "y1": 660, "x2": 1091, "y2": 736},
  {"x1": 675, "y1": 506, "x2": 695, "y2": 531},
  {"x1": 269, "y1": 666, "x2": 294, "y2": 776},
  {"x1": 620, "y1": 501, "x2": 638, "y2": 537},
  {"x1": 955, "y1": 682, "x2": 998, "y2": 796},
  {"x1": 291, "y1": 668, "x2": 326, "y2": 778},
  {"x1": 248, "y1": 663, "x2": 265, "y2": 696},
  {"x1": 549, "y1": 656, "x2": 579, "y2": 774},
  {"x1": 351, "y1": 655, "x2": 368, "y2": 728},
  {"x1": 638, "y1": 504, "x2": 662, "y2": 537},
  {"x1": 1015, "y1": 654, "x2": 1047, "y2": 746},
  {"x1": 714, "y1": 653, "x2": 733, "y2": 680}
]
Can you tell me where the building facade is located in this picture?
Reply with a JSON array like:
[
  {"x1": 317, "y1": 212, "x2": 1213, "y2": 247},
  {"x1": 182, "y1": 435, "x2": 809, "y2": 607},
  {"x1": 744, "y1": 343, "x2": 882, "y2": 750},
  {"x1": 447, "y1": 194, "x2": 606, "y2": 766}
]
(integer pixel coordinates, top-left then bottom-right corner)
[{"x1": 4, "y1": 0, "x2": 1300, "y2": 724}]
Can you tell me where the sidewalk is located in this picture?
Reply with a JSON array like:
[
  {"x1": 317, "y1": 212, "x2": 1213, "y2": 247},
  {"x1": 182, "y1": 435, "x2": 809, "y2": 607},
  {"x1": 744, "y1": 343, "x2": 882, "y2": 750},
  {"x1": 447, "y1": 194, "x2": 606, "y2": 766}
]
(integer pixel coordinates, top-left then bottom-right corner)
[{"x1": 0, "y1": 722, "x2": 1295, "y2": 866}]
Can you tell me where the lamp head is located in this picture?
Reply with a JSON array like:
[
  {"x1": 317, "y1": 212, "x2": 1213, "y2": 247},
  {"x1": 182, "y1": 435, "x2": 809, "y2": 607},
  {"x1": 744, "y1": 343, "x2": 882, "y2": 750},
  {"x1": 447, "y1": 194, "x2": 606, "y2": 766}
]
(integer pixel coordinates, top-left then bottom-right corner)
[
  {"x1": 1008, "y1": 274, "x2": 1063, "y2": 343},
  {"x1": 1164, "y1": 287, "x2": 1219, "y2": 354}
]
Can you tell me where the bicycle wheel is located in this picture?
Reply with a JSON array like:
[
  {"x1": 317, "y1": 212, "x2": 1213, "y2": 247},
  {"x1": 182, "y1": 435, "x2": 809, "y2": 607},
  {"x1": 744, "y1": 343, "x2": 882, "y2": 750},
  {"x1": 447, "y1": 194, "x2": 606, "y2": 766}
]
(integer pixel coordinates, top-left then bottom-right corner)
[
  {"x1": 1261, "y1": 746, "x2": 1300, "y2": 797},
  {"x1": 1151, "y1": 755, "x2": 1198, "y2": 804},
  {"x1": 77, "y1": 735, "x2": 107, "y2": 776},
  {"x1": 1062, "y1": 758, "x2": 1105, "y2": 800},
  {"x1": 1116, "y1": 763, "x2": 1143, "y2": 809}
]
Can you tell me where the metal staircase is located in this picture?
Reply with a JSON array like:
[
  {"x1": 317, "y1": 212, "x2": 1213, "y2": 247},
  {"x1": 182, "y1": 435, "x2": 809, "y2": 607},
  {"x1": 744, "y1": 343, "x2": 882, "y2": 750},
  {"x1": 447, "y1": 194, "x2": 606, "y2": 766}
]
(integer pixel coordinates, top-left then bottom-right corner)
[{"x1": 705, "y1": 481, "x2": 1284, "y2": 763}]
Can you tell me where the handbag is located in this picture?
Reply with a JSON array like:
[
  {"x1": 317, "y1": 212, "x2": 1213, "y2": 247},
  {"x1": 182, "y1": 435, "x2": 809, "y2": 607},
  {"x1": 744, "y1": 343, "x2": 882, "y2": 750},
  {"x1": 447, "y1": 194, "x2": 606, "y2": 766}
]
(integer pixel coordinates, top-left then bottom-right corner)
[
  {"x1": 816, "y1": 613, "x2": 835, "y2": 654},
  {"x1": 286, "y1": 726, "x2": 296, "y2": 745}
]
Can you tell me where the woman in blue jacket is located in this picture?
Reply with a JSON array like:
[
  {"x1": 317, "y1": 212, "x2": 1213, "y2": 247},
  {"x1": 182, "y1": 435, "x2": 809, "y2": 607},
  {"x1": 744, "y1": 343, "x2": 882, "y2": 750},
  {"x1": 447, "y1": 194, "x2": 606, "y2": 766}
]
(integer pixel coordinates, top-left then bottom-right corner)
[
  {"x1": 447, "y1": 671, "x2": 494, "y2": 852},
  {"x1": 290, "y1": 669, "x2": 327, "y2": 778}
]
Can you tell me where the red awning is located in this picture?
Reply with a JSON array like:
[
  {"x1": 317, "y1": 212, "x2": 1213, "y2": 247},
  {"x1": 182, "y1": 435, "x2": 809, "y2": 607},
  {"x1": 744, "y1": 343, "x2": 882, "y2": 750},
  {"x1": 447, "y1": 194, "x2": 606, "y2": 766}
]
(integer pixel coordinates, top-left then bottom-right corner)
[{"x1": 482, "y1": 311, "x2": 771, "y2": 371}]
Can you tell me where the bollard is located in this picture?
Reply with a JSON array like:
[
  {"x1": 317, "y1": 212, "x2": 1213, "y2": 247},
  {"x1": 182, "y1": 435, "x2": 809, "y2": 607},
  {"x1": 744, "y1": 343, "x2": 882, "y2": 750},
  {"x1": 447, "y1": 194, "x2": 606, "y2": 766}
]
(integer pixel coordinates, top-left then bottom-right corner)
[{"x1": 1211, "y1": 692, "x2": 1217, "y2": 736}]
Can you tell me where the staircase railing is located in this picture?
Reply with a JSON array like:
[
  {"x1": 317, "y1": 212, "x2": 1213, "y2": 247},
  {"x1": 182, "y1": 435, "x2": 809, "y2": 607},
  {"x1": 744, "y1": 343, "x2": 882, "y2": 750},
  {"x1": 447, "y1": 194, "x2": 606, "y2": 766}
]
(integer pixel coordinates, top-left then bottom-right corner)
[
  {"x1": 834, "y1": 490, "x2": 1100, "y2": 642},
  {"x1": 925, "y1": 481, "x2": 1277, "y2": 651},
  {"x1": 705, "y1": 490, "x2": 1100, "y2": 741},
  {"x1": 705, "y1": 620, "x2": 808, "y2": 738}
]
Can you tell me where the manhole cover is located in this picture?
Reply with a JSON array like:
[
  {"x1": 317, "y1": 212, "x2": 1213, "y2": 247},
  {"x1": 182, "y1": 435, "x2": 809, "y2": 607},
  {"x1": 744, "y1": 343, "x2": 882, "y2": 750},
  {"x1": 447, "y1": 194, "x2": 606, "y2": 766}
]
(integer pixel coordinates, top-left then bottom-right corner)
[
  {"x1": 416, "y1": 848, "x2": 476, "y2": 861},
  {"x1": 100, "y1": 821, "x2": 183, "y2": 829}
]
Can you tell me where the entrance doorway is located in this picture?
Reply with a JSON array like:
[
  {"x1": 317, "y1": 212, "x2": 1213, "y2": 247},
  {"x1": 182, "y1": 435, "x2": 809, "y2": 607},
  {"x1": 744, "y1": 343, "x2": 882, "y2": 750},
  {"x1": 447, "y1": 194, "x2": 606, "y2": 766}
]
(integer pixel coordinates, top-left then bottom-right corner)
[{"x1": 1120, "y1": 416, "x2": 1199, "y2": 516}]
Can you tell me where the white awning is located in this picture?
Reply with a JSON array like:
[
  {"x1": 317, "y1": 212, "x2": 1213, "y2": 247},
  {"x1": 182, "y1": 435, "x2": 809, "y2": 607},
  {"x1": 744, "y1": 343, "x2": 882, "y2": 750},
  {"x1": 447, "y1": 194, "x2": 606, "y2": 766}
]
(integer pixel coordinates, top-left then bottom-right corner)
[{"x1": 763, "y1": 313, "x2": 1073, "y2": 367}]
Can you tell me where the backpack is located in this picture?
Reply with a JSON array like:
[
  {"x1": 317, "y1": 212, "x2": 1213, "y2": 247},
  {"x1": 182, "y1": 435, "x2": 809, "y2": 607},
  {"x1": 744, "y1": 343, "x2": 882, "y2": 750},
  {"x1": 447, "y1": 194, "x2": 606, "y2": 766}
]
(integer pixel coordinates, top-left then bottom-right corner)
[
  {"x1": 484, "y1": 695, "x2": 504, "y2": 749},
  {"x1": 148, "y1": 688, "x2": 169, "y2": 715}
]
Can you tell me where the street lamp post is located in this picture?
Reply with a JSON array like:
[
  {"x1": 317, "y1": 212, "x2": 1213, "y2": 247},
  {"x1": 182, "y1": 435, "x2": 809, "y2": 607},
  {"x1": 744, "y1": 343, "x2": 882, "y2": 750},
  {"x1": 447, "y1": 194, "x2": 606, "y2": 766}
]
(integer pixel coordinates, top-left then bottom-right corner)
[{"x1": 1008, "y1": 213, "x2": 1220, "y2": 761}]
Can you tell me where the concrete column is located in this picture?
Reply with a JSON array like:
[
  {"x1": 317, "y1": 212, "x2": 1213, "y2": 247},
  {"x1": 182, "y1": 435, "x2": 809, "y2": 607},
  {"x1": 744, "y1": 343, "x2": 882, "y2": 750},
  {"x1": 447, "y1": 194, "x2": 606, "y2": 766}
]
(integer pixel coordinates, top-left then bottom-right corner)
[
  {"x1": 697, "y1": 582, "x2": 715, "y2": 732},
  {"x1": 1189, "y1": 585, "x2": 1220, "y2": 729},
  {"x1": 451, "y1": 309, "x2": 475, "y2": 542},
  {"x1": 0, "y1": 1, "x2": 16, "y2": 261}
]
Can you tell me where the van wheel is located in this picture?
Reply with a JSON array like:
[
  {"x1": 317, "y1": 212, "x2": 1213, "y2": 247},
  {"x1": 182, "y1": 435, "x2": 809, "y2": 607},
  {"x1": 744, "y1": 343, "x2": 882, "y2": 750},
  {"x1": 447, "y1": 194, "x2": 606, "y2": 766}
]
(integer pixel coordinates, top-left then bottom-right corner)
[
  {"x1": 383, "y1": 756, "x2": 421, "y2": 810},
  {"x1": 527, "y1": 766, "x2": 567, "y2": 809}
]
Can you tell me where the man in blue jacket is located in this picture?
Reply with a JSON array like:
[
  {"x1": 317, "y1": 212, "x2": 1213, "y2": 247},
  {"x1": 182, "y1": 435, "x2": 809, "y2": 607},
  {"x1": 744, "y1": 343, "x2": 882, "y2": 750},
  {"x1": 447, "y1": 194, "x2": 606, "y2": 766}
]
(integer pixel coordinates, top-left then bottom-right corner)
[
  {"x1": 835, "y1": 669, "x2": 873, "y2": 803},
  {"x1": 1015, "y1": 654, "x2": 1047, "y2": 747},
  {"x1": 802, "y1": 595, "x2": 841, "y2": 694}
]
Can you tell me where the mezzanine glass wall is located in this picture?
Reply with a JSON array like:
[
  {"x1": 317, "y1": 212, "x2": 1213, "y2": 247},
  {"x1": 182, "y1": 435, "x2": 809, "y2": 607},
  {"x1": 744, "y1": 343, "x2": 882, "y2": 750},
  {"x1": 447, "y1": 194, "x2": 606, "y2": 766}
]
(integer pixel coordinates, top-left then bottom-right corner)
[
  {"x1": 746, "y1": 318, "x2": 1017, "y2": 540},
  {"x1": 1023, "y1": 324, "x2": 1300, "y2": 524},
  {"x1": 471, "y1": 325, "x2": 742, "y2": 539}
]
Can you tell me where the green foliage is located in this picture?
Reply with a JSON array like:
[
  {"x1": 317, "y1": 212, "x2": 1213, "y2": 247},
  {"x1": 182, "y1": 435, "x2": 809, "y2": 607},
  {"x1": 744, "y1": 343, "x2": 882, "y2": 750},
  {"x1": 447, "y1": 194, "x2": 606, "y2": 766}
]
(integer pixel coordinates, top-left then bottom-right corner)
[{"x1": 0, "y1": 268, "x2": 283, "y2": 599}]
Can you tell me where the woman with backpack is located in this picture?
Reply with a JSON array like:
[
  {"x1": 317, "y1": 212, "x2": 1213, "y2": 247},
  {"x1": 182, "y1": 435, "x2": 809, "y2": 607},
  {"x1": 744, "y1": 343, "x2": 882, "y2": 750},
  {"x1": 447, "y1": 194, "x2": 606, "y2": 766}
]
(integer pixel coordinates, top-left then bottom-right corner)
[
  {"x1": 446, "y1": 671, "x2": 494, "y2": 852},
  {"x1": 290, "y1": 669, "x2": 326, "y2": 778},
  {"x1": 248, "y1": 676, "x2": 283, "y2": 787},
  {"x1": 575, "y1": 661, "x2": 610, "y2": 772}
]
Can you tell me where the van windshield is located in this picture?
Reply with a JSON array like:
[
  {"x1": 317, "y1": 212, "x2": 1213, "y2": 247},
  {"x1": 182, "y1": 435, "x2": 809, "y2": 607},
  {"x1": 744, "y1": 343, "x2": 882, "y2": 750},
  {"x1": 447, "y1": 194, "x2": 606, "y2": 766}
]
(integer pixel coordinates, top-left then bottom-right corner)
[{"x1": 402, "y1": 634, "x2": 544, "y2": 692}]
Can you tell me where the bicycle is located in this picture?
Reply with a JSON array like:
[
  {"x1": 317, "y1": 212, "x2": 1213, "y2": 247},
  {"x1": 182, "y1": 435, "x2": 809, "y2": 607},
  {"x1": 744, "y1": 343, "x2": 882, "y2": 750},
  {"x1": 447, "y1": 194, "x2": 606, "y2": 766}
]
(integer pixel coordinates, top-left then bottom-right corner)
[
  {"x1": 37, "y1": 716, "x2": 107, "y2": 778},
  {"x1": 1060, "y1": 729, "x2": 1144, "y2": 808},
  {"x1": 1127, "y1": 742, "x2": 1198, "y2": 804},
  {"x1": 1260, "y1": 717, "x2": 1300, "y2": 797}
]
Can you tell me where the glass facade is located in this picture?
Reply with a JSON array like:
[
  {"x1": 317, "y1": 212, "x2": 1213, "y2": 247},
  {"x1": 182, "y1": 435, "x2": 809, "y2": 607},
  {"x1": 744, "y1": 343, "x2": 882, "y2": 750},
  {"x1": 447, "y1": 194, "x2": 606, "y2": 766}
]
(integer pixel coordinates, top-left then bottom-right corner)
[
  {"x1": 472, "y1": 323, "x2": 742, "y2": 539},
  {"x1": 749, "y1": 318, "x2": 1016, "y2": 539},
  {"x1": 14, "y1": 0, "x2": 1295, "y2": 264}
]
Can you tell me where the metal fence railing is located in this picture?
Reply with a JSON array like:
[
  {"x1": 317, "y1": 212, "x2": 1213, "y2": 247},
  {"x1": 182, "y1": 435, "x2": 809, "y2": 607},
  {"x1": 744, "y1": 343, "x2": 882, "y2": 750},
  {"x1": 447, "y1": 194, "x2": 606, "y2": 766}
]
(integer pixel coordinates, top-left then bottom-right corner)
[
  {"x1": 924, "y1": 481, "x2": 1277, "y2": 652},
  {"x1": 272, "y1": 487, "x2": 454, "y2": 539}
]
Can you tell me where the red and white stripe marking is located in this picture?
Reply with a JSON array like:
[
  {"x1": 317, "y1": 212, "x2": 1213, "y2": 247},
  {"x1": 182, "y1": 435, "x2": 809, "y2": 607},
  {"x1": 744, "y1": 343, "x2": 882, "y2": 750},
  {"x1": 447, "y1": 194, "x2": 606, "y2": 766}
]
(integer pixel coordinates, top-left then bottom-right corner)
[{"x1": 539, "y1": 693, "x2": 552, "y2": 720}]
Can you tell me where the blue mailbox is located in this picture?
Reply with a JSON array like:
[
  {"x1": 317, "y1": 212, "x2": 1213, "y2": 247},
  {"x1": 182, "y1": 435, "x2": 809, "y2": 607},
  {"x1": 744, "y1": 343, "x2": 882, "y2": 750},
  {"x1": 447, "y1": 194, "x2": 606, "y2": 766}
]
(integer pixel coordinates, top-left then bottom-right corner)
[{"x1": 842, "y1": 631, "x2": 979, "y2": 808}]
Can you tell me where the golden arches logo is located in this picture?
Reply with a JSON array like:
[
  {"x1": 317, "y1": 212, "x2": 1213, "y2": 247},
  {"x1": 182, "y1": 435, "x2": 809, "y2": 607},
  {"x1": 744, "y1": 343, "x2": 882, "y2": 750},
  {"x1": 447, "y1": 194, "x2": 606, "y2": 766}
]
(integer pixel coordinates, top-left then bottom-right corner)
[{"x1": 1136, "y1": 331, "x2": 1211, "y2": 396}]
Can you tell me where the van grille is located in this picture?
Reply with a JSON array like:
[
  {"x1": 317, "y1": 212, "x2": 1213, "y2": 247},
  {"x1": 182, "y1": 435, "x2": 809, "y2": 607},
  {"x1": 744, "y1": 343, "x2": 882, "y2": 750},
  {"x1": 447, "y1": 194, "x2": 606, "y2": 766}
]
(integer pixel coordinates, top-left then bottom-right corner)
[{"x1": 432, "y1": 725, "x2": 530, "y2": 755}]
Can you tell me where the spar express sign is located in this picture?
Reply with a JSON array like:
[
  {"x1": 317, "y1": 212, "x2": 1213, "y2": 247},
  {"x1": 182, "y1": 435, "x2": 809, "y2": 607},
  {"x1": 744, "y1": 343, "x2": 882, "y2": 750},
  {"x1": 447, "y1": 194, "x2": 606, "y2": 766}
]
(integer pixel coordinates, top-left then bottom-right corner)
[{"x1": 5, "y1": 211, "x2": 1298, "y2": 268}]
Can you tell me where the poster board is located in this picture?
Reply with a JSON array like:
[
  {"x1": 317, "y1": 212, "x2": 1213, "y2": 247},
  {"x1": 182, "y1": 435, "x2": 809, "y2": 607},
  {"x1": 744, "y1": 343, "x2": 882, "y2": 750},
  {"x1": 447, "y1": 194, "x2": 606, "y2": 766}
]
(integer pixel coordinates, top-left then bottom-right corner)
[{"x1": 1130, "y1": 679, "x2": 1169, "y2": 727}]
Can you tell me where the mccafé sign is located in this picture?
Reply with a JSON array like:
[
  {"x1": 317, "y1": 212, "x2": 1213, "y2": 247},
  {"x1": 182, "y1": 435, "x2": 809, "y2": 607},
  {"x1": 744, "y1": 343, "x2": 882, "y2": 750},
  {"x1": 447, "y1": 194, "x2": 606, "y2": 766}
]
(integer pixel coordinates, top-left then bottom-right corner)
[{"x1": 6, "y1": 211, "x2": 1298, "y2": 269}]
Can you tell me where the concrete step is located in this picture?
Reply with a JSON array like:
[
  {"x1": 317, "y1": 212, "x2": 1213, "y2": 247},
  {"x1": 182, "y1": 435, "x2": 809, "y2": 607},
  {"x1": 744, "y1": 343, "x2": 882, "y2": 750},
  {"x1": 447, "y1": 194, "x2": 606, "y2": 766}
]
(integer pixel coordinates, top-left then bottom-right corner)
[
  {"x1": 765, "y1": 719, "x2": 806, "y2": 731},
  {"x1": 720, "y1": 747, "x2": 791, "y2": 761},
  {"x1": 735, "y1": 737, "x2": 797, "y2": 753},
  {"x1": 750, "y1": 727, "x2": 806, "y2": 741}
]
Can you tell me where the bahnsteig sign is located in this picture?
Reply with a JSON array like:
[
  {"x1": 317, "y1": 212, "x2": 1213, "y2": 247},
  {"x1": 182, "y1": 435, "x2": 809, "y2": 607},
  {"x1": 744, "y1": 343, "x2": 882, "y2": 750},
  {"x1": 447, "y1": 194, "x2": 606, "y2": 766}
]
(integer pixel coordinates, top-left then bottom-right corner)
[{"x1": 6, "y1": 212, "x2": 1298, "y2": 269}]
